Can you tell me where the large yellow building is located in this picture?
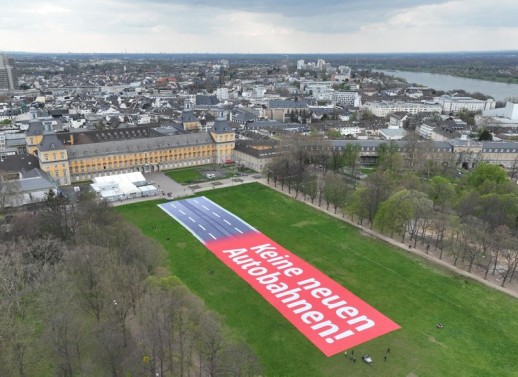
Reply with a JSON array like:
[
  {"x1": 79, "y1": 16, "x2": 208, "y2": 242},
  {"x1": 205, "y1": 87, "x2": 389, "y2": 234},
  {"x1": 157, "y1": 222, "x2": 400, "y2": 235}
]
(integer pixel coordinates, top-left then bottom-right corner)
[
  {"x1": 25, "y1": 121, "x2": 45, "y2": 155},
  {"x1": 38, "y1": 134, "x2": 71, "y2": 185},
  {"x1": 27, "y1": 115, "x2": 235, "y2": 186}
]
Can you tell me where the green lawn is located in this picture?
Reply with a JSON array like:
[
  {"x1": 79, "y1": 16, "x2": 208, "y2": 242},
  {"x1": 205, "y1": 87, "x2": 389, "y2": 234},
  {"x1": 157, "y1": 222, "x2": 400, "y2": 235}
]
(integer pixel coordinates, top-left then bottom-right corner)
[
  {"x1": 164, "y1": 166, "x2": 236, "y2": 184},
  {"x1": 359, "y1": 167, "x2": 376, "y2": 175},
  {"x1": 164, "y1": 166, "x2": 208, "y2": 184},
  {"x1": 117, "y1": 183, "x2": 518, "y2": 377}
]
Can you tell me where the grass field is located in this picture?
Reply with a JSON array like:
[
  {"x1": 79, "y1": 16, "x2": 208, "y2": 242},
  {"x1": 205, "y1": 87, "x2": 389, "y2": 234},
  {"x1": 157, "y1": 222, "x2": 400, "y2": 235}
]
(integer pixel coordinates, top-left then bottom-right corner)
[
  {"x1": 117, "y1": 183, "x2": 518, "y2": 377},
  {"x1": 164, "y1": 166, "x2": 236, "y2": 184},
  {"x1": 164, "y1": 166, "x2": 207, "y2": 183}
]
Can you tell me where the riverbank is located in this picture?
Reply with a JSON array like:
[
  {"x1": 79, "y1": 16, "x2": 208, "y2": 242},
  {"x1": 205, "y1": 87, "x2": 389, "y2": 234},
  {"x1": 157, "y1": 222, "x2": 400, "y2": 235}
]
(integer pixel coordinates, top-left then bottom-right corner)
[
  {"x1": 375, "y1": 69, "x2": 518, "y2": 101},
  {"x1": 378, "y1": 67, "x2": 518, "y2": 85}
]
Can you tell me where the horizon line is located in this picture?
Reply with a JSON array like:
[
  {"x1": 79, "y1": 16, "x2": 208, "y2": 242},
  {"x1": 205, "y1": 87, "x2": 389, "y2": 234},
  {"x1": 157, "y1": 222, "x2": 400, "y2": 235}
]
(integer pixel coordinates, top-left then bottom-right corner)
[{"x1": 3, "y1": 49, "x2": 518, "y2": 56}]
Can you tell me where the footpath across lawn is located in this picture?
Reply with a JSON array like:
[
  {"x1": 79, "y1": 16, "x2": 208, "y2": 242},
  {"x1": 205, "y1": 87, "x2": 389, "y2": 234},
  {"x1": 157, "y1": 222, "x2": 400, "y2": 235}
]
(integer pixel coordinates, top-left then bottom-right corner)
[{"x1": 117, "y1": 183, "x2": 518, "y2": 377}]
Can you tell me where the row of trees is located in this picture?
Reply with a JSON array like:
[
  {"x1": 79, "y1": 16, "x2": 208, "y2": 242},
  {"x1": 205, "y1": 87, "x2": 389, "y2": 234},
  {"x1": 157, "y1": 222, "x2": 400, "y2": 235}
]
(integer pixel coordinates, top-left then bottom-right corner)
[
  {"x1": 0, "y1": 193, "x2": 261, "y2": 377},
  {"x1": 267, "y1": 136, "x2": 518, "y2": 287}
]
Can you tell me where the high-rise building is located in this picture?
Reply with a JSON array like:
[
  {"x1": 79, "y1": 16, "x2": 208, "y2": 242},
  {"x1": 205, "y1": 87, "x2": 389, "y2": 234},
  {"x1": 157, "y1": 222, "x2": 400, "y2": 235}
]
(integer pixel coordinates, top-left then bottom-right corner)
[{"x1": 0, "y1": 54, "x2": 18, "y2": 91}]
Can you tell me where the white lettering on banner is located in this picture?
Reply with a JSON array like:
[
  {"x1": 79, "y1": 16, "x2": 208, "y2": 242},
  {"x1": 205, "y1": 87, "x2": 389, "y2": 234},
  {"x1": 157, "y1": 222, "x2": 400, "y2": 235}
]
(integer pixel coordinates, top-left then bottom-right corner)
[
  {"x1": 221, "y1": 244, "x2": 376, "y2": 344},
  {"x1": 159, "y1": 197, "x2": 400, "y2": 356}
]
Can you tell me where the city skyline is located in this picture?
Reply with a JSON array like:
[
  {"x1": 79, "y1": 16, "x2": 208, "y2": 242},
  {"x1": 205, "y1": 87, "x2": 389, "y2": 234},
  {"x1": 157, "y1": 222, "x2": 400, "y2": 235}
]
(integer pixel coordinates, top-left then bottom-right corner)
[{"x1": 1, "y1": 0, "x2": 517, "y2": 54}]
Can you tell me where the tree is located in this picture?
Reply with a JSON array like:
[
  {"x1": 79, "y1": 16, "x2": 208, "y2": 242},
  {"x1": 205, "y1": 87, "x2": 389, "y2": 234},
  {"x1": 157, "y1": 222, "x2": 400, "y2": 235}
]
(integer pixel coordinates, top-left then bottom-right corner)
[
  {"x1": 326, "y1": 129, "x2": 342, "y2": 139},
  {"x1": 40, "y1": 190, "x2": 79, "y2": 241},
  {"x1": 329, "y1": 146, "x2": 346, "y2": 172},
  {"x1": 374, "y1": 189, "x2": 433, "y2": 244},
  {"x1": 458, "y1": 109, "x2": 479, "y2": 126},
  {"x1": 361, "y1": 109, "x2": 375, "y2": 121},
  {"x1": 0, "y1": 238, "x2": 61, "y2": 377},
  {"x1": 478, "y1": 128, "x2": 493, "y2": 141},
  {"x1": 94, "y1": 320, "x2": 137, "y2": 377},
  {"x1": 378, "y1": 141, "x2": 403, "y2": 174},
  {"x1": 476, "y1": 193, "x2": 517, "y2": 231},
  {"x1": 374, "y1": 192, "x2": 412, "y2": 239},
  {"x1": 68, "y1": 246, "x2": 107, "y2": 322},
  {"x1": 220, "y1": 341, "x2": 262, "y2": 377},
  {"x1": 428, "y1": 176, "x2": 457, "y2": 211},
  {"x1": 402, "y1": 132, "x2": 422, "y2": 170},
  {"x1": 105, "y1": 261, "x2": 138, "y2": 347},
  {"x1": 429, "y1": 213, "x2": 450, "y2": 259},
  {"x1": 0, "y1": 171, "x2": 263, "y2": 377},
  {"x1": 343, "y1": 143, "x2": 361, "y2": 183},
  {"x1": 445, "y1": 217, "x2": 466, "y2": 266},
  {"x1": 44, "y1": 273, "x2": 84, "y2": 377},
  {"x1": 485, "y1": 225, "x2": 509, "y2": 278},
  {"x1": 0, "y1": 178, "x2": 21, "y2": 209},
  {"x1": 462, "y1": 216, "x2": 489, "y2": 273},
  {"x1": 137, "y1": 288, "x2": 175, "y2": 377},
  {"x1": 499, "y1": 243, "x2": 518, "y2": 287},
  {"x1": 467, "y1": 163, "x2": 508, "y2": 192},
  {"x1": 300, "y1": 171, "x2": 318, "y2": 204},
  {"x1": 323, "y1": 172, "x2": 348, "y2": 213},
  {"x1": 355, "y1": 171, "x2": 393, "y2": 227},
  {"x1": 509, "y1": 157, "x2": 518, "y2": 181},
  {"x1": 199, "y1": 312, "x2": 227, "y2": 377}
]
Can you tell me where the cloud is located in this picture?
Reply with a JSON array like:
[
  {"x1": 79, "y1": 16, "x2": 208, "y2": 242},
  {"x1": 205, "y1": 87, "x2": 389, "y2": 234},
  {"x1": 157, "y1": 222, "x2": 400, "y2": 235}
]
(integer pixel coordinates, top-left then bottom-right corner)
[
  {"x1": 0, "y1": 0, "x2": 516, "y2": 53},
  {"x1": 364, "y1": 0, "x2": 518, "y2": 30},
  {"x1": 130, "y1": 0, "x2": 450, "y2": 18}
]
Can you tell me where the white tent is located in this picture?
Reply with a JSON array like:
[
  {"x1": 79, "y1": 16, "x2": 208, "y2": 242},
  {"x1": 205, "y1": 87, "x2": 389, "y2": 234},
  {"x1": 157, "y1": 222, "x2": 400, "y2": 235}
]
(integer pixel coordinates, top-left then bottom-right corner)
[{"x1": 91, "y1": 172, "x2": 155, "y2": 201}]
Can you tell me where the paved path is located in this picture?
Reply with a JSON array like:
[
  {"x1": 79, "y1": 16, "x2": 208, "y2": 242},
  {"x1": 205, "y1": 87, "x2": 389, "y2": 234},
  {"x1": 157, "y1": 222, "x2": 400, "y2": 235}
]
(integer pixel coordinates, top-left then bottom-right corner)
[{"x1": 110, "y1": 172, "x2": 262, "y2": 207}]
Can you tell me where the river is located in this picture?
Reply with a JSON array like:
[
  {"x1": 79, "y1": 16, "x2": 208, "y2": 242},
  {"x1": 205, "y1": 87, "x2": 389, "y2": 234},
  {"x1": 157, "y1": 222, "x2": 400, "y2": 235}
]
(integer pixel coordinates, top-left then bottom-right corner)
[{"x1": 375, "y1": 70, "x2": 518, "y2": 102}]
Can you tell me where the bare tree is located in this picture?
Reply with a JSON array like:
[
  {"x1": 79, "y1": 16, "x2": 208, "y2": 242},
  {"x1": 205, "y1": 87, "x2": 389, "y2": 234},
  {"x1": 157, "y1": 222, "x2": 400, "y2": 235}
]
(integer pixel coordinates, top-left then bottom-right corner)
[
  {"x1": 94, "y1": 320, "x2": 137, "y2": 377},
  {"x1": 357, "y1": 170, "x2": 393, "y2": 227},
  {"x1": 199, "y1": 312, "x2": 227, "y2": 377},
  {"x1": 462, "y1": 216, "x2": 489, "y2": 273},
  {"x1": 136, "y1": 288, "x2": 176, "y2": 377},
  {"x1": 378, "y1": 141, "x2": 403, "y2": 174},
  {"x1": 509, "y1": 157, "x2": 518, "y2": 181},
  {"x1": 0, "y1": 178, "x2": 21, "y2": 209},
  {"x1": 67, "y1": 246, "x2": 107, "y2": 322},
  {"x1": 499, "y1": 246, "x2": 518, "y2": 287},
  {"x1": 220, "y1": 341, "x2": 262, "y2": 377},
  {"x1": 40, "y1": 268, "x2": 84, "y2": 377}
]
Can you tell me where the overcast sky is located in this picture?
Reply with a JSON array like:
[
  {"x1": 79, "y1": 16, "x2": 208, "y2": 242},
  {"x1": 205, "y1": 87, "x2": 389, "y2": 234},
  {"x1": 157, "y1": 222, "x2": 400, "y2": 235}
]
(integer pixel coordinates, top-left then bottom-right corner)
[{"x1": 1, "y1": 0, "x2": 517, "y2": 53}]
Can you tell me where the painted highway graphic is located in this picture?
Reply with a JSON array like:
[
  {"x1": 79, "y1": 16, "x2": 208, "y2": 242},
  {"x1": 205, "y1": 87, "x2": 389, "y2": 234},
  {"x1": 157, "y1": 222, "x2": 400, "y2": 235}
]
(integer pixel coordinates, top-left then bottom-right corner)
[
  {"x1": 159, "y1": 196, "x2": 256, "y2": 243},
  {"x1": 159, "y1": 197, "x2": 400, "y2": 357}
]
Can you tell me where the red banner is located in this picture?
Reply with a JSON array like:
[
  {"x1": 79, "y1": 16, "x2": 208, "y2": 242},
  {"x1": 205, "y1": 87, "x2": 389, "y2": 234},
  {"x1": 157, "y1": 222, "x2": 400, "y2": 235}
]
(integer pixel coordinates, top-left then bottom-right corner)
[{"x1": 206, "y1": 232, "x2": 400, "y2": 357}]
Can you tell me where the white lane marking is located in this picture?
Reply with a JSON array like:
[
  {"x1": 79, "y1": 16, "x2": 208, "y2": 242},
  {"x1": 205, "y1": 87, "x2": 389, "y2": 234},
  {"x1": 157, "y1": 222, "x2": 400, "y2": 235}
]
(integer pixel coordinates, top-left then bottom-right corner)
[
  {"x1": 170, "y1": 204, "x2": 176, "y2": 208},
  {"x1": 188, "y1": 217, "x2": 196, "y2": 223},
  {"x1": 202, "y1": 205, "x2": 209, "y2": 210},
  {"x1": 212, "y1": 212, "x2": 221, "y2": 218},
  {"x1": 198, "y1": 224, "x2": 206, "y2": 231},
  {"x1": 208, "y1": 233, "x2": 217, "y2": 240},
  {"x1": 178, "y1": 209, "x2": 185, "y2": 215},
  {"x1": 193, "y1": 199, "x2": 200, "y2": 204},
  {"x1": 234, "y1": 227, "x2": 243, "y2": 234},
  {"x1": 224, "y1": 219, "x2": 231, "y2": 225}
]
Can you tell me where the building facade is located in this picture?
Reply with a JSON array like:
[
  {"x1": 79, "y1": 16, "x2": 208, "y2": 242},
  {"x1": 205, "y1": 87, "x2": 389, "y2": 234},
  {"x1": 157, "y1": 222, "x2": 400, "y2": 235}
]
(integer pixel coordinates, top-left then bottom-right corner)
[
  {"x1": 27, "y1": 118, "x2": 235, "y2": 186},
  {"x1": 332, "y1": 91, "x2": 362, "y2": 107},
  {"x1": 434, "y1": 95, "x2": 496, "y2": 114},
  {"x1": 0, "y1": 54, "x2": 17, "y2": 91},
  {"x1": 363, "y1": 101, "x2": 442, "y2": 117},
  {"x1": 267, "y1": 100, "x2": 309, "y2": 123}
]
